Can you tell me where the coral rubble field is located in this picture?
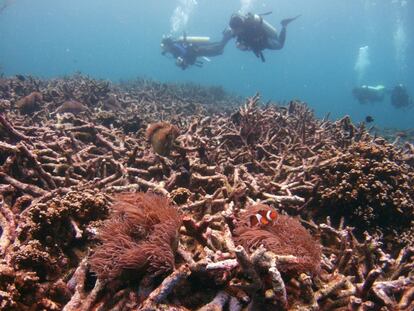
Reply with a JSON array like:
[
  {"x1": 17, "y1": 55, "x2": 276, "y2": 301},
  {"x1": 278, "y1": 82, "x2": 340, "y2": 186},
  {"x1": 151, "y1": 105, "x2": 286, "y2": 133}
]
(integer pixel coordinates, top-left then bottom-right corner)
[{"x1": 0, "y1": 76, "x2": 413, "y2": 310}]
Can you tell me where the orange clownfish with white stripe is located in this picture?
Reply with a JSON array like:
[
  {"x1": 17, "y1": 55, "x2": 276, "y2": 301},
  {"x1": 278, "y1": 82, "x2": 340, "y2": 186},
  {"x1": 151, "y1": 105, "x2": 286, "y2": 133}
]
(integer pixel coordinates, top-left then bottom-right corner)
[{"x1": 249, "y1": 209, "x2": 278, "y2": 227}]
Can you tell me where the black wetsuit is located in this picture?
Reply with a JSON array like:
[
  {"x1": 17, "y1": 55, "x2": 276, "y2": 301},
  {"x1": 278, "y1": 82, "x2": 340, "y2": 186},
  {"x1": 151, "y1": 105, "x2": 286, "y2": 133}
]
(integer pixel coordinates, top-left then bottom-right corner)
[
  {"x1": 230, "y1": 13, "x2": 296, "y2": 62},
  {"x1": 237, "y1": 18, "x2": 267, "y2": 60},
  {"x1": 391, "y1": 85, "x2": 412, "y2": 108}
]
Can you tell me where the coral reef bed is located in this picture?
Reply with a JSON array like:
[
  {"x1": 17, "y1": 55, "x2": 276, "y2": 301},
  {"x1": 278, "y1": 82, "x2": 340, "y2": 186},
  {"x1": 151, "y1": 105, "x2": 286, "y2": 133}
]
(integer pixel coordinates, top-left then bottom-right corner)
[
  {"x1": 0, "y1": 75, "x2": 413, "y2": 310},
  {"x1": 370, "y1": 126, "x2": 414, "y2": 147}
]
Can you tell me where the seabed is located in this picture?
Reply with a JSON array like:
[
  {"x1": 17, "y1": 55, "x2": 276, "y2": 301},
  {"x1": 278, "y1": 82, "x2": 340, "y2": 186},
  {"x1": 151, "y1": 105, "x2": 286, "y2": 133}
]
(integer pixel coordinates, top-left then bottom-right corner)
[{"x1": 0, "y1": 75, "x2": 413, "y2": 310}]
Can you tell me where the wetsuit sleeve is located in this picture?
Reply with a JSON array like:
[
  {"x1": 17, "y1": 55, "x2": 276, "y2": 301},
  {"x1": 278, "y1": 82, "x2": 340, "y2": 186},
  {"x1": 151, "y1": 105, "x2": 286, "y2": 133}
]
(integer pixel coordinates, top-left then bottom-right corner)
[
  {"x1": 193, "y1": 30, "x2": 233, "y2": 57},
  {"x1": 194, "y1": 42, "x2": 226, "y2": 57}
]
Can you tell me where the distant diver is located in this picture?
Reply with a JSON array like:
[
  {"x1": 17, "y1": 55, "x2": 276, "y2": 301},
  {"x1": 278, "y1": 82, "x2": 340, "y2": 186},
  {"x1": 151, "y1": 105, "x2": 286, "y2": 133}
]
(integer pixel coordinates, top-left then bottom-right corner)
[
  {"x1": 352, "y1": 85, "x2": 386, "y2": 104},
  {"x1": 227, "y1": 12, "x2": 300, "y2": 62},
  {"x1": 390, "y1": 84, "x2": 412, "y2": 109},
  {"x1": 161, "y1": 31, "x2": 233, "y2": 70}
]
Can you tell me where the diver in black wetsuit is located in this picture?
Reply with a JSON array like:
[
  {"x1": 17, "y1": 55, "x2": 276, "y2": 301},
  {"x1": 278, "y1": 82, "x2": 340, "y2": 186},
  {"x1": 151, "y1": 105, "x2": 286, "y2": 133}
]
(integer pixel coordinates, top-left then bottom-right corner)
[
  {"x1": 352, "y1": 85, "x2": 386, "y2": 104},
  {"x1": 352, "y1": 84, "x2": 412, "y2": 108},
  {"x1": 390, "y1": 84, "x2": 412, "y2": 109},
  {"x1": 161, "y1": 31, "x2": 233, "y2": 70},
  {"x1": 227, "y1": 12, "x2": 300, "y2": 62}
]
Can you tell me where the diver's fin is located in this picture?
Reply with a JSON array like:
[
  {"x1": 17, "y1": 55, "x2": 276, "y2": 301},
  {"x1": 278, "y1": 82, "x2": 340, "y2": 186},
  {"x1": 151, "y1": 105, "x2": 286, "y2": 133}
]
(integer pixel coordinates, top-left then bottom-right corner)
[
  {"x1": 281, "y1": 15, "x2": 301, "y2": 27},
  {"x1": 258, "y1": 11, "x2": 272, "y2": 16}
]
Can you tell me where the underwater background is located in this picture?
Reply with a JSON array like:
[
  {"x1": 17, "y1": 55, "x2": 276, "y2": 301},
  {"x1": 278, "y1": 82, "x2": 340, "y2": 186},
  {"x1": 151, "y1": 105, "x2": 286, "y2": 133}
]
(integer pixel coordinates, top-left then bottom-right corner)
[{"x1": 0, "y1": 0, "x2": 413, "y2": 128}]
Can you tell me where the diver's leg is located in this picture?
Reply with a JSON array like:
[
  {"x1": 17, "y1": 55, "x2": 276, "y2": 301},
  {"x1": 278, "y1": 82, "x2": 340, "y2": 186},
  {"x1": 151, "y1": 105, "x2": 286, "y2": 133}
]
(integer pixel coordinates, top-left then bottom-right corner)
[
  {"x1": 267, "y1": 15, "x2": 301, "y2": 50},
  {"x1": 197, "y1": 42, "x2": 227, "y2": 57},
  {"x1": 267, "y1": 35, "x2": 284, "y2": 50},
  {"x1": 266, "y1": 22, "x2": 288, "y2": 50},
  {"x1": 195, "y1": 30, "x2": 233, "y2": 57}
]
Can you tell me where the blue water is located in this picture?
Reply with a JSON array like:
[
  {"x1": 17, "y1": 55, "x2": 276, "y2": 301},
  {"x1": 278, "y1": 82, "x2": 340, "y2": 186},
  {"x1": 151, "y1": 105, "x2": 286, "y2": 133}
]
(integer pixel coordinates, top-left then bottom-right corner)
[{"x1": 0, "y1": 0, "x2": 413, "y2": 128}]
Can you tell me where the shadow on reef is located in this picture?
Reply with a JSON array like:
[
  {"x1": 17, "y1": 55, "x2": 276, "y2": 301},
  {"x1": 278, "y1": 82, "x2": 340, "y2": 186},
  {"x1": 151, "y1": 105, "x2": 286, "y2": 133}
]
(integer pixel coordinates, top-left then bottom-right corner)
[{"x1": 0, "y1": 75, "x2": 413, "y2": 310}]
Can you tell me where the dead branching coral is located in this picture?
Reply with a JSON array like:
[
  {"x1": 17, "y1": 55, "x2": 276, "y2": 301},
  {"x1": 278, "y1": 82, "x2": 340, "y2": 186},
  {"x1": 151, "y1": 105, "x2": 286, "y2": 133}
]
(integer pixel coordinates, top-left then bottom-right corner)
[
  {"x1": 309, "y1": 141, "x2": 414, "y2": 247},
  {"x1": 0, "y1": 190, "x2": 107, "y2": 310},
  {"x1": 13, "y1": 190, "x2": 108, "y2": 279},
  {"x1": 234, "y1": 94, "x2": 265, "y2": 146},
  {"x1": 1, "y1": 75, "x2": 413, "y2": 310}
]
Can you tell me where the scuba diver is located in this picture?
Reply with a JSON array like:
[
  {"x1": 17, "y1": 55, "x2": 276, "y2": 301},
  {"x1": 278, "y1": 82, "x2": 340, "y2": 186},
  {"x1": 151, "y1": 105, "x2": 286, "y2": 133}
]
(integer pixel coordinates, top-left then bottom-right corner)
[
  {"x1": 352, "y1": 85, "x2": 386, "y2": 104},
  {"x1": 227, "y1": 12, "x2": 300, "y2": 62},
  {"x1": 390, "y1": 84, "x2": 412, "y2": 109},
  {"x1": 353, "y1": 84, "x2": 412, "y2": 108},
  {"x1": 161, "y1": 31, "x2": 233, "y2": 70}
]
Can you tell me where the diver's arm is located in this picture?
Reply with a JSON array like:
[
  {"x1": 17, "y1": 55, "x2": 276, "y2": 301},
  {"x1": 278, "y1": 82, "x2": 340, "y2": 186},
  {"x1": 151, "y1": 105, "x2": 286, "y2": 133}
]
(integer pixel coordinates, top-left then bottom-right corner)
[
  {"x1": 194, "y1": 41, "x2": 228, "y2": 57},
  {"x1": 195, "y1": 28, "x2": 234, "y2": 57}
]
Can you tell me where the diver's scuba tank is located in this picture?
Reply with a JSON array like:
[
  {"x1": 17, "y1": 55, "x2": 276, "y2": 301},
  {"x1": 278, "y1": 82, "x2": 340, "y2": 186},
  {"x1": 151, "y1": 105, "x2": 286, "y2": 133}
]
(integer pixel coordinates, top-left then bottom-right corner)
[
  {"x1": 178, "y1": 36, "x2": 210, "y2": 43},
  {"x1": 365, "y1": 85, "x2": 386, "y2": 95},
  {"x1": 250, "y1": 13, "x2": 277, "y2": 38}
]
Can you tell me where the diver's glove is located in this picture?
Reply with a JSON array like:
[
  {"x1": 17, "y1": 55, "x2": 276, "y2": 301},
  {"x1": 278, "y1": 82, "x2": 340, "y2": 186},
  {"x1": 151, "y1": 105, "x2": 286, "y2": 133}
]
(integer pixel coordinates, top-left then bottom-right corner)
[
  {"x1": 222, "y1": 27, "x2": 234, "y2": 41},
  {"x1": 176, "y1": 57, "x2": 188, "y2": 70}
]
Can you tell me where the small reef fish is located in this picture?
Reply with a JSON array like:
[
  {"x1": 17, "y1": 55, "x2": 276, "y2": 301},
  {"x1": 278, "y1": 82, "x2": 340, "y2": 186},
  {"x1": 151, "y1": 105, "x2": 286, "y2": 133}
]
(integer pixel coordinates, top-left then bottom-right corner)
[
  {"x1": 365, "y1": 115, "x2": 374, "y2": 123},
  {"x1": 249, "y1": 209, "x2": 278, "y2": 227},
  {"x1": 16, "y1": 74, "x2": 26, "y2": 81}
]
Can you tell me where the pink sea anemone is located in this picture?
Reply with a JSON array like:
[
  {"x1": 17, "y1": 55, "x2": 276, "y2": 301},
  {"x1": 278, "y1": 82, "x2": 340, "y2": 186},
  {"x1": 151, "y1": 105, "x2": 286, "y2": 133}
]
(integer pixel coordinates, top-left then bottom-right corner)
[
  {"x1": 233, "y1": 203, "x2": 321, "y2": 276},
  {"x1": 89, "y1": 192, "x2": 182, "y2": 281}
]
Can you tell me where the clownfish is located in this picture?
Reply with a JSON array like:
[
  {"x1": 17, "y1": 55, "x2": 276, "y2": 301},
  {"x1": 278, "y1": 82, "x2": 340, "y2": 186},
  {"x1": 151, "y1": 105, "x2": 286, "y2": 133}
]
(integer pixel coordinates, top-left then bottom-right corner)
[{"x1": 249, "y1": 209, "x2": 278, "y2": 227}]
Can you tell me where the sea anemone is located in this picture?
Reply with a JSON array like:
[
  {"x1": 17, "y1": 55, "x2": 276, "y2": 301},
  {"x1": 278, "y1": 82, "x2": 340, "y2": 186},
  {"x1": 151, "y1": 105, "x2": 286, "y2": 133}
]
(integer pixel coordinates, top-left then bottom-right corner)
[
  {"x1": 146, "y1": 121, "x2": 179, "y2": 156},
  {"x1": 89, "y1": 192, "x2": 182, "y2": 281},
  {"x1": 233, "y1": 203, "x2": 321, "y2": 276},
  {"x1": 51, "y1": 100, "x2": 89, "y2": 116},
  {"x1": 15, "y1": 91, "x2": 43, "y2": 114}
]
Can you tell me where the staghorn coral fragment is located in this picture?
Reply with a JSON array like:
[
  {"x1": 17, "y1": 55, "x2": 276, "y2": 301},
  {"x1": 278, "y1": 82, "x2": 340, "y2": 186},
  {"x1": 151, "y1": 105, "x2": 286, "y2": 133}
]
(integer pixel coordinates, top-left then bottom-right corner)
[
  {"x1": 251, "y1": 247, "x2": 288, "y2": 309},
  {"x1": 146, "y1": 121, "x2": 179, "y2": 156},
  {"x1": 139, "y1": 264, "x2": 191, "y2": 310},
  {"x1": 196, "y1": 290, "x2": 229, "y2": 311},
  {"x1": 89, "y1": 192, "x2": 182, "y2": 281},
  {"x1": 233, "y1": 203, "x2": 322, "y2": 276},
  {"x1": 0, "y1": 113, "x2": 33, "y2": 141}
]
